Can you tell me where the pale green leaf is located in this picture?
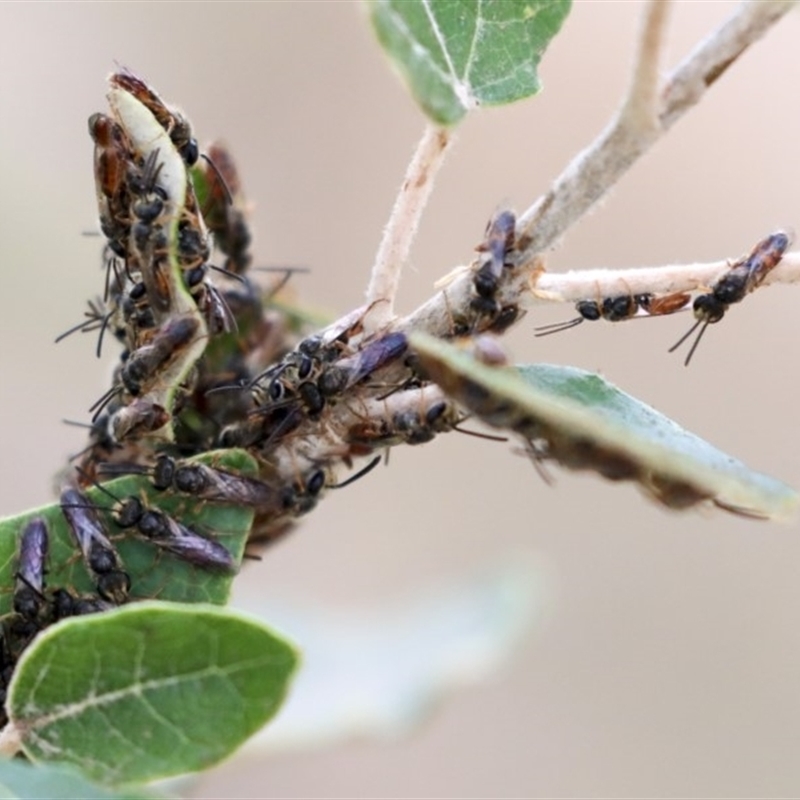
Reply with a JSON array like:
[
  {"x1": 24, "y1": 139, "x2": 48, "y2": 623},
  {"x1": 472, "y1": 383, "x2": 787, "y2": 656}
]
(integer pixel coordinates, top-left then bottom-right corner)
[{"x1": 0, "y1": 761, "x2": 156, "y2": 799}]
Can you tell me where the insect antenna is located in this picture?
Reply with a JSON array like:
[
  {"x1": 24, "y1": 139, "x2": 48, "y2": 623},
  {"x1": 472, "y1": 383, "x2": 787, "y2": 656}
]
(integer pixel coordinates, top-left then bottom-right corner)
[
  {"x1": 452, "y1": 424, "x2": 508, "y2": 443},
  {"x1": 75, "y1": 466, "x2": 123, "y2": 505},
  {"x1": 256, "y1": 266, "x2": 311, "y2": 298},
  {"x1": 203, "y1": 380, "x2": 250, "y2": 398},
  {"x1": 62, "y1": 418, "x2": 93, "y2": 429},
  {"x1": 534, "y1": 316, "x2": 584, "y2": 337},
  {"x1": 330, "y1": 456, "x2": 382, "y2": 489},
  {"x1": 249, "y1": 361, "x2": 291, "y2": 392},
  {"x1": 667, "y1": 318, "x2": 707, "y2": 366},
  {"x1": 54, "y1": 316, "x2": 103, "y2": 344},
  {"x1": 253, "y1": 266, "x2": 312, "y2": 275},
  {"x1": 93, "y1": 310, "x2": 114, "y2": 358},
  {"x1": 95, "y1": 462, "x2": 152, "y2": 478},
  {"x1": 88, "y1": 385, "x2": 122, "y2": 421},
  {"x1": 200, "y1": 152, "x2": 233, "y2": 206},
  {"x1": 54, "y1": 299, "x2": 108, "y2": 341},
  {"x1": 208, "y1": 264, "x2": 247, "y2": 284}
]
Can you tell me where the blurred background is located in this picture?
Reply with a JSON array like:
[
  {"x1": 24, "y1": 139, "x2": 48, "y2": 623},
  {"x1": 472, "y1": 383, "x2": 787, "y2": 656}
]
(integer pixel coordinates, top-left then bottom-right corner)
[{"x1": 2, "y1": 2, "x2": 800, "y2": 797}]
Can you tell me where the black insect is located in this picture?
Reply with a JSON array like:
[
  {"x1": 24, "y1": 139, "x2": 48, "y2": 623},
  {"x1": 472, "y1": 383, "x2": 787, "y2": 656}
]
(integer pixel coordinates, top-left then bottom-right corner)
[
  {"x1": 128, "y1": 149, "x2": 168, "y2": 224},
  {"x1": 271, "y1": 457, "x2": 381, "y2": 522},
  {"x1": 315, "y1": 331, "x2": 409, "y2": 398},
  {"x1": 120, "y1": 279, "x2": 157, "y2": 337},
  {"x1": 109, "y1": 398, "x2": 170, "y2": 442},
  {"x1": 88, "y1": 112, "x2": 134, "y2": 259},
  {"x1": 121, "y1": 314, "x2": 200, "y2": 397},
  {"x1": 11, "y1": 519, "x2": 114, "y2": 631},
  {"x1": 60, "y1": 487, "x2": 131, "y2": 604},
  {"x1": 669, "y1": 231, "x2": 791, "y2": 365},
  {"x1": 473, "y1": 209, "x2": 517, "y2": 300},
  {"x1": 218, "y1": 404, "x2": 303, "y2": 451},
  {"x1": 89, "y1": 482, "x2": 237, "y2": 573},
  {"x1": 535, "y1": 291, "x2": 691, "y2": 337},
  {"x1": 247, "y1": 331, "x2": 407, "y2": 446},
  {"x1": 13, "y1": 518, "x2": 49, "y2": 624},
  {"x1": 130, "y1": 232, "x2": 172, "y2": 318},
  {"x1": 49, "y1": 589, "x2": 115, "y2": 621},
  {"x1": 100, "y1": 455, "x2": 278, "y2": 510},
  {"x1": 347, "y1": 396, "x2": 461, "y2": 452},
  {"x1": 198, "y1": 141, "x2": 253, "y2": 276}
]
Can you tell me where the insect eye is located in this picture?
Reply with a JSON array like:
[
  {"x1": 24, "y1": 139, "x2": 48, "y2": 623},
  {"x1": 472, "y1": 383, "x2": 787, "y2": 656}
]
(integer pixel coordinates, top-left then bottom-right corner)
[
  {"x1": 297, "y1": 355, "x2": 313, "y2": 380},
  {"x1": 425, "y1": 402, "x2": 447, "y2": 425},
  {"x1": 473, "y1": 266, "x2": 498, "y2": 298},
  {"x1": 269, "y1": 380, "x2": 285, "y2": 402},
  {"x1": 186, "y1": 265, "x2": 206, "y2": 288},
  {"x1": 307, "y1": 470, "x2": 326, "y2": 496},
  {"x1": 181, "y1": 139, "x2": 199, "y2": 166},
  {"x1": 152, "y1": 456, "x2": 175, "y2": 490}
]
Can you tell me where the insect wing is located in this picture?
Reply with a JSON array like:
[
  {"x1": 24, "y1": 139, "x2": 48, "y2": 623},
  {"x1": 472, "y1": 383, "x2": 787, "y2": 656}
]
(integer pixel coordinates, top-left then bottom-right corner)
[
  {"x1": 60, "y1": 488, "x2": 117, "y2": 558},
  {"x1": 741, "y1": 230, "x2": 791, "y2": 291},
  {"x1": 342, "y1": 331, "x2": 408, "y2": 389},
  {"x1": 145, "y1": 512, "x2": 236, "y2": 573},
  {"x1": 173, "y1": 462, "x2": 276, "y2": 509},
  {"x1": 16, "y1": 518, "x2": 48, "y2": 598}
]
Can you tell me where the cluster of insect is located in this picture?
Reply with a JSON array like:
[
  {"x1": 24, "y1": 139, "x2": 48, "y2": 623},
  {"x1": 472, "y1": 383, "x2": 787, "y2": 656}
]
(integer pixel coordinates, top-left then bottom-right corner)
[
  {"x1": 1, "y1": 70, "x2": 500, "y2": 711},
  {"x1": 1, "y1": 67, "x2": 792, "y2": 718}
]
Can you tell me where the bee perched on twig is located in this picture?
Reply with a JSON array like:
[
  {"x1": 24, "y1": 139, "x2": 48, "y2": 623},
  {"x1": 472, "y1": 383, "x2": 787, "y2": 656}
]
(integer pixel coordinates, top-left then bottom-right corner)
[
  {"x1": 669, "y1": 230, "x2": 791, "y2": 365},
  {"x1": 109, "y1": 68, "x2": 199, "y2": 166},
  {"x1": 463, "y1": 209, "x2": 525, "y2": 334},
  {"x1": 535, "y1": 291, "x2": 691, "y2": 336}
]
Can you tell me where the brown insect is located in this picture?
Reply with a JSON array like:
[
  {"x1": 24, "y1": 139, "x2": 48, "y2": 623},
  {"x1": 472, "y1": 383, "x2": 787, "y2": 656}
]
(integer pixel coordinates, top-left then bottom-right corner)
[
  {"x1": 669, "y1": 231, "x2": 791, "y2": 365},
  {"x1": 110, "y1": 68, "x2": 198, "y2": 165}
]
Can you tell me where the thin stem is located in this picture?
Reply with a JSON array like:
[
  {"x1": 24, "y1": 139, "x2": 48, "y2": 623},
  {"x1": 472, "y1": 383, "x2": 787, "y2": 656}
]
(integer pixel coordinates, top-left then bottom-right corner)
[
  {"x1": 659, "y1": 0, "x2": 796, "y2": 130},
  {"x1": 0, "y1": 723, "x2": 21, "y2": 758},
  {"x1": 363, "y1": 123, "x2": 453, "y2": 333},
  {"x1": 515, "y1": 0, "x2": 793, "y2": 260},
  {"x1": 531, "y1": 251, "x2": 800, "y2": 305},
  {"x1": 620, "y1": 0, "x2": 671, "y2": 132}
]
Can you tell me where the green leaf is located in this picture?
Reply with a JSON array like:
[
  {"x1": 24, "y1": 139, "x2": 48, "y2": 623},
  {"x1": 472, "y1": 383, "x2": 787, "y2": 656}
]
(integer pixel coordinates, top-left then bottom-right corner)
[
  {"x1": 409, "y1": 333, "x2": 798, "y2": 520},
  {"x1": 0, "y1": 761, "x2": 157, "y2": 800},
  {"x1": 0, "y1": 449, "x2": 258, "y2": 613},
  {"x1": 368, "y1": 0, "x2": 571, "y2": 125},
  {"x1": 8, "y1": 602, "x2": 299, "y2": 786}
]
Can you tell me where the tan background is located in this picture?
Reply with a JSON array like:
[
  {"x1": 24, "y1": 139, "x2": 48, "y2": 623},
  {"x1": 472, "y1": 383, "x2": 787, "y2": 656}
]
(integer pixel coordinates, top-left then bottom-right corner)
[{"x1": 2, "y1": 2, "x2": 800, "y2": 797}]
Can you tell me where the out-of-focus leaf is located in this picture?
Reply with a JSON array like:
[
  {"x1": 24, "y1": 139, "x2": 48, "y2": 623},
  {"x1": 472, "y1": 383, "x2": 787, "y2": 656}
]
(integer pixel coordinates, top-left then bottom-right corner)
[
  {"x1": 0, "y1": 761, "x2": 158, "y2": 800},
  {"x1": 0, "y1": 449, "x2": 257, "y2": 612},
  {"x1": 233, "y1": 559, "x2": 547, "y2": 754},
  {"x1": 369, "y1": 0, "x2": 571, "y2": 125},
  {"x1": 410, "y1": 332, "x2": 798, "y2": 520},
  {"x1": 8, "y1": 602, "x2": 299, "y2": 786}
]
